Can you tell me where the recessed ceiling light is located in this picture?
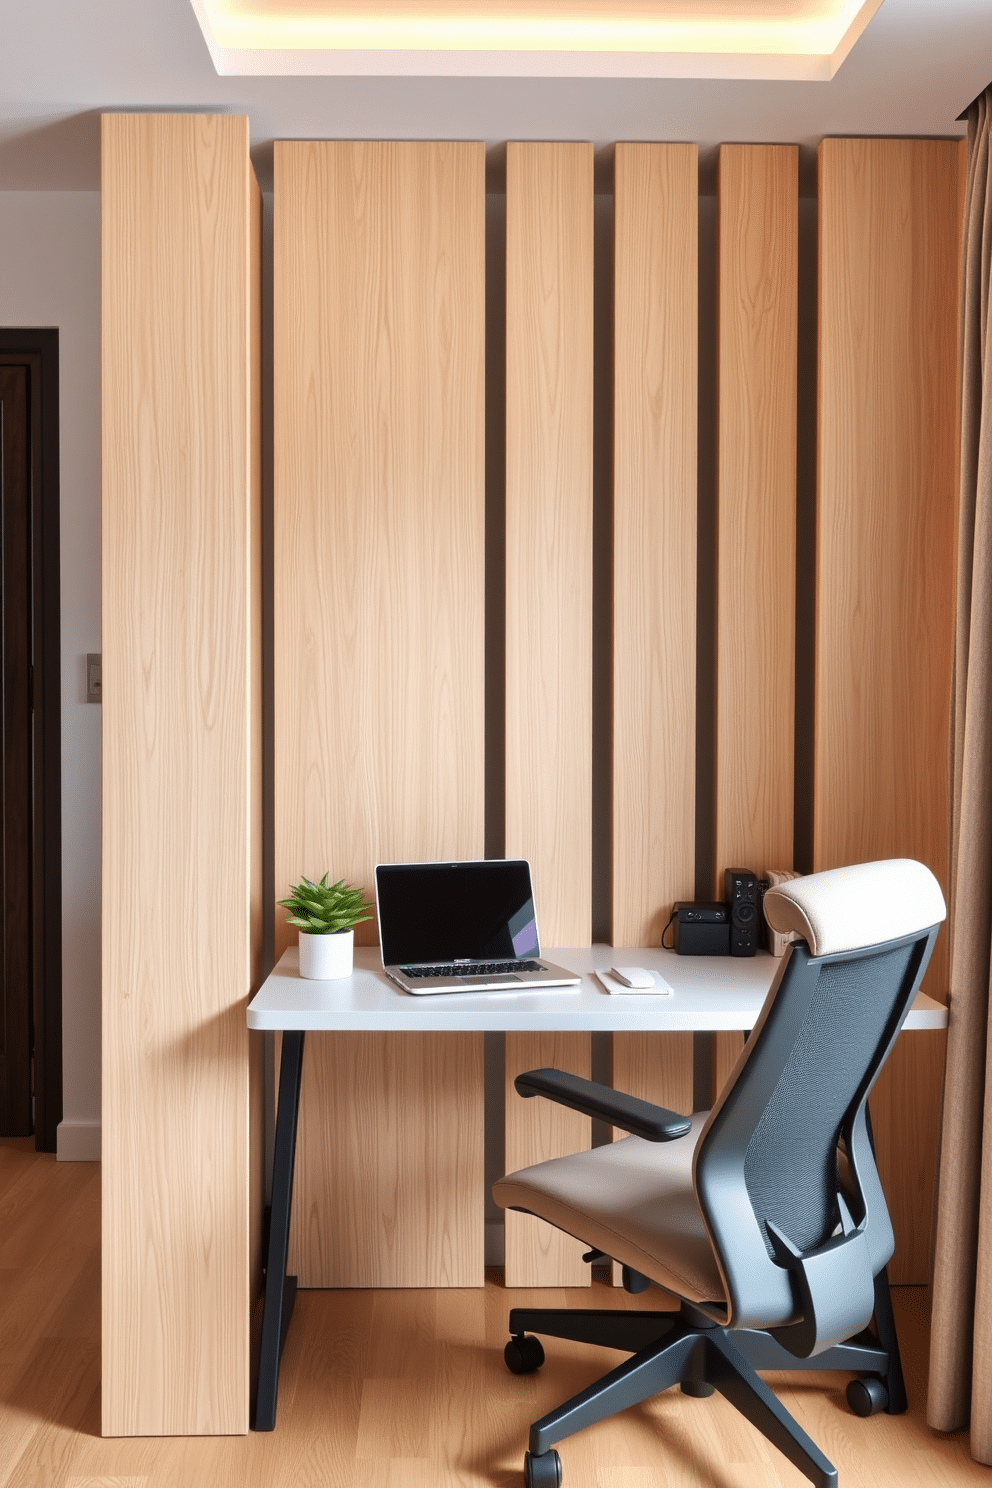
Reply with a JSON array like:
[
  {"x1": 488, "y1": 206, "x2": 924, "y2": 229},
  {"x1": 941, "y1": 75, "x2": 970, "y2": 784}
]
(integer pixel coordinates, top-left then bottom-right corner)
[{"x1": 189, "y1": 0, "x2": 885, "y2": 79}]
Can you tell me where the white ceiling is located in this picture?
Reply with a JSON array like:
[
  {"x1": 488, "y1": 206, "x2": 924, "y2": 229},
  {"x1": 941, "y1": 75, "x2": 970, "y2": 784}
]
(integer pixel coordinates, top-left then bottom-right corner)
[{"x1": 0, "y1": 0, "x2": 989, "y2": 192}]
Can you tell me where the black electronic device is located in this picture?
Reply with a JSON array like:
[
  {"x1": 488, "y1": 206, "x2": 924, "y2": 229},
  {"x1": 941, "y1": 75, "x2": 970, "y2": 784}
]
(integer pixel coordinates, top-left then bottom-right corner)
[
  {"x1": 724, "y1": 868, "x2": 759, "y2": 956},
  {"x1": 671, "y1": 902, "x2": 730, "y2": 956}
]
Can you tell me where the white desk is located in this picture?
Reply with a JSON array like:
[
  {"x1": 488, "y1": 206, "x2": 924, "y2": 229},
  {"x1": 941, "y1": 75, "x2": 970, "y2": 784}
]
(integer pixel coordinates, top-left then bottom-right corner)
[
  {"x1": 247, "y1": 946, "x2": 947, "y2": 1430},
  {"x1": 247, "y1": 945, "x2": 948, "y2": 1034}
]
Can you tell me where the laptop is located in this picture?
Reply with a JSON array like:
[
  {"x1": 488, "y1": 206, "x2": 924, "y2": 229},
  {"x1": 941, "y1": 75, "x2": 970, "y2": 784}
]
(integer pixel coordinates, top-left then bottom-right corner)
[{"x1": 375, "y1": 859, "x2": 581, "y2": 994}]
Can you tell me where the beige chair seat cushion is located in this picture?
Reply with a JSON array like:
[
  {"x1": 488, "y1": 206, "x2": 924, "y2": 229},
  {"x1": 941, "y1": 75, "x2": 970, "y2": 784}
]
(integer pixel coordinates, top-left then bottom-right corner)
[{"x1": 493, "y1": 1113, "x2": 725, "y2": 1307}]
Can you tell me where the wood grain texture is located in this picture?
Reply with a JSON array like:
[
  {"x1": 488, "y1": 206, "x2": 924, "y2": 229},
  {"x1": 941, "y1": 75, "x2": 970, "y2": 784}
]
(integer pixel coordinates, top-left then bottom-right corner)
[
  {"x1": 503, "y1": 144, "x2": 593, "y2": 1286},
  {"x1": 504, "y1": 1032, "x2": 591, "y2": 1287},
  {"x1": 101, "y1": 113, "x2": 262, "y2": 1434},
  {"x1": 713, "y1": 1029, "x2": 745, "y2": 1100},
  {"x1": 505, "y1": 142, "x2": 594, "y2": 947},
  {"x1": 4, "y1": 1139, "x2": 986, "y2": 1488},
  {"x1": 610, "y1": 1029, "x2": 692, "y2": 1296},
  {"x1": 611, "y1": 1033, "x2": 693, "y2": 1121},
  {"x1": 273, "y1": 141, "x2": 486, "y2": 1286},
  {"x1": 293, "y1": 1033, "x2": 484, "y2": 1287},
  {"x1": 714, "y1": 145, "x2": 797, "y2": 895},
  {"x1": 611, "y1": 146, "x2": 698, "y2": 1204},
  {"x1": 870, "y1": 1028, "x2": 948, "y2": 1282},
  {"x1": 612, "y1": 143, "x2": 697, "y2": 947},
  {"x1": 247, "y1": 176, "x2": 265, "y2": 1306},
  {"x1": 815, "y1": 137, "x2": 961, "y2": 1281}
]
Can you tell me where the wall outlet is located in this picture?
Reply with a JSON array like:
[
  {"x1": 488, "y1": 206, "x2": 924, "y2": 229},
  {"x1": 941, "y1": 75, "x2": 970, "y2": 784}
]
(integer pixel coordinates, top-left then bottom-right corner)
[{"x1": 86, "y1": 653, "x2": 101, "y2": 704}]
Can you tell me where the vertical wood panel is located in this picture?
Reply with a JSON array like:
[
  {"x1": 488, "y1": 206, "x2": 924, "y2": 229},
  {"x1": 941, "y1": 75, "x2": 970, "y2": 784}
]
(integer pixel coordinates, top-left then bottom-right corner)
[
  {"x1": 613, "y1": 142, "x2": 697, "y2": 948},
  {"x1": 504, "y1": 142, "x2": 593, "y2": 1285},
  {"x1": 273, "y1": 141, "x2": 486, "y2": 1286},
  {"x1": 611, "y1": 144, "x2": 697, "y2": 1220},
  {"x1": 816, "y1": 137, "x2": 960, "y2": 1281},
  {"x1": 505, "y1": 1032, "x2": 591, "y2": 1286},
  {"x1": 609, "y1": 1030, "x2": 690, "y2": 1299},
  {"x1": 248, "y1": 176, "x2": 265, "y2": 1303},
  {"x1": 505, "y1": 141, "x2": 594, "y2": 944},
  {"x1": 101, "y1": 113, "x2": 261, "y2": 1434},
  {"x1": 295, "y1": 1032, "x2": 484, "y2": 1287},
  {"x1": 715, "y1": 144, "x2": 797, "y2": 889},
  {"x1": 713, "y1": 143, "x2": 798, "y2": 1090}
]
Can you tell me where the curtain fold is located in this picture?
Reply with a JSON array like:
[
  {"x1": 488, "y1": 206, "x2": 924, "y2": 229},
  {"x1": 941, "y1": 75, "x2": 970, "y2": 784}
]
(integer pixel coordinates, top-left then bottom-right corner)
[{"x1": 928, "y1": 87, "x2": 992, "y2": 1458}]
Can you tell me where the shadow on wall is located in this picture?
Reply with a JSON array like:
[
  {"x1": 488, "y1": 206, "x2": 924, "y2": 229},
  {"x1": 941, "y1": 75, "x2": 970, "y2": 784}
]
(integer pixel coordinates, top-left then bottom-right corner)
[{"x1": 0, "y1": 110, "x2": 102, "y2": 192}]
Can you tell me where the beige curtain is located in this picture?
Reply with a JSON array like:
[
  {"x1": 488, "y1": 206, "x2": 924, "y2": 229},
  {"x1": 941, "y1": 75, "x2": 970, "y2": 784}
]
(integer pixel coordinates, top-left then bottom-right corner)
[{"x1": 928, "y1": 87, "x2": 992, "y2": 1456}]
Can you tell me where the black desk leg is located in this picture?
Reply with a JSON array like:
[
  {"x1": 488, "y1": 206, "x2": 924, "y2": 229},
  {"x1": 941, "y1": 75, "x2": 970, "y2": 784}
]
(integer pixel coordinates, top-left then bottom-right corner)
[
  {"x1": 872, "y1": 1262, "x2": 908, "y2": 1413},
  {"x1": 252, "y1": 1029, "x2": 306, "y2": 1431},
  {"x1": 861, "y1": 1105, "x2": 907, "y2": 1415}
]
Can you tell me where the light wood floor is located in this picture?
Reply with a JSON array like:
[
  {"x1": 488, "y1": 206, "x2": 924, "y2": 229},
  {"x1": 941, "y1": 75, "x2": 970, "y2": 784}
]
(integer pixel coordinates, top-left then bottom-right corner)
[{"x1": 1, "y1": 1135, "x2": 986, "y2": 1488}]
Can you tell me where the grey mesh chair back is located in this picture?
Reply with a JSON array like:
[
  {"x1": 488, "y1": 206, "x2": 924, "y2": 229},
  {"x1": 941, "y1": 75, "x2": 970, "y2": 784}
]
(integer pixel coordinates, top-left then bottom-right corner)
[{"x1": 694, "y1": 860, "x2": 944, "y2": 1355}]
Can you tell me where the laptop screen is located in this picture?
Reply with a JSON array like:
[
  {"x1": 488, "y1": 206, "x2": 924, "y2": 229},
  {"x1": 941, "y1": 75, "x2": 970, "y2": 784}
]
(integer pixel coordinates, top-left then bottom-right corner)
[{"x1": 375, "y1": 860, "x2": 540, "y2": 966}]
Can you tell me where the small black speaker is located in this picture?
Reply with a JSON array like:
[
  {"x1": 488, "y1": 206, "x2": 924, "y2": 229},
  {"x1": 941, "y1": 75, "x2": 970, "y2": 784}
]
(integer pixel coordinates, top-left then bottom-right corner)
[
  {"x1": 724, "y1": 869, "x2": 759, "y2": 956},
  {"x1": 672, "y1": 902, "x2": 730, "y2": 956}
]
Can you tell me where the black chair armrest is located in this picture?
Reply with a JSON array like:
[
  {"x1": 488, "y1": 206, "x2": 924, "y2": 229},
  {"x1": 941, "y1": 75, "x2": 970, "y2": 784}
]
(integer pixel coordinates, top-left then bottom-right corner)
[
  {"x1": 514, "y1": 1068, "x2": 692, "y2": 1142},
  {"x1": 767, "y1": 1203, "x2": 876, "y2": 1358}
]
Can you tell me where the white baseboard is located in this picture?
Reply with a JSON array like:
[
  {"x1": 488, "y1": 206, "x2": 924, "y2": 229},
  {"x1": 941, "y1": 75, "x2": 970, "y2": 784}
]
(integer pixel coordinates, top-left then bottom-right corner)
[
  {"x1": 485, "y1": 1218, "x2": 505, "y2": 1267},
  {"x1": 57, "y1": 1119, "x2": 101, "y2": 1162}
]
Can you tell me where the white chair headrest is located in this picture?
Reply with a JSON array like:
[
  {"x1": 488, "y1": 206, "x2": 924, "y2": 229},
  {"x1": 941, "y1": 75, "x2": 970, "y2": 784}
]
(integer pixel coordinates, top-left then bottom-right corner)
[{"x1": 762, "y1": 859, "x2": 946, "y2": 958}]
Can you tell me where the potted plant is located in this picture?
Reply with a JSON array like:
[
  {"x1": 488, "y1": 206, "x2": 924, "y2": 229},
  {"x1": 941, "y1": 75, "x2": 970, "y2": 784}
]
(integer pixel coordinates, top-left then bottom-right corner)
[{"x1": 278, "y1": 873, "x2": 372, "y2": 980}]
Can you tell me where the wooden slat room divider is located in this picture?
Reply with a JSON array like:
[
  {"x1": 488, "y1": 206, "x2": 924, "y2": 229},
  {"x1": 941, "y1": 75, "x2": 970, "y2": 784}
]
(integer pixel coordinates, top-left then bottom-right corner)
[
  {"x1": 99, "y1": 119, "x2": 968, "y2": 1438},
  {"x1": 273, "y1": 141, "x2": 487, "y2": 1286},
  {"x1": 503, "y1": 141, "x2": 595, "y2": 1287},
  {"x1": 611, "y1": 142, "x2": 698, "y2": 1128},
  {"x1": 712, "y1": 143, "x2": 798, "y2": 1088},
  {"x1": 815, "y1": 137, "x2": 963, "y2": 1281},
  {"x1": 102, "y1": 113, "x2": 262, "y2": 1434}
]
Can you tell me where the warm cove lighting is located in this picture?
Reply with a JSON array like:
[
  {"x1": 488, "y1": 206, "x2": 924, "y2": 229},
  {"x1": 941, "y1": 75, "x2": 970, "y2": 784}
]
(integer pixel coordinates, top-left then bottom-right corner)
[{"x1": 188, "y1": 0, "x2": 886, "y2": 77}]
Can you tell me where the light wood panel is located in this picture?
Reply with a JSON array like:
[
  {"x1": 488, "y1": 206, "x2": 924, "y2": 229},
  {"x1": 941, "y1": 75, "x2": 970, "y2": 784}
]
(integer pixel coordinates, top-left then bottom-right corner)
[
  {"x1": 248, "y1": 177, "x2": 265, "y2": 1304},
  {"x1": 505, "y1": 141, "x2": 594, "y2": 945},
  {"x1": 609, "y1": 1025, "x2": 692, "y2": 1298},
  {"x1": 3, "y1": 1138, "x2": 986, "y2": 1488},
  {"x1": 505, "y1": 1032, "x2": 592, "y2": 1287},
  {"x1": 612, "y1": 142, "x2": 697, "y2": 947},
  {"x1": 101, "y1": 113, "x2": 262, "y2": 1434},
  {"x1": 714, "y1": 143, "x2": 797, "y2": 890},
  {"x1": 503, "y1": 143, "x2": 593, "y2": 1286},
  {"x1": 611, "y1": 144, "x2": 698, "y2": 1232},
  {"x1": 815, "y1": 137, "x2": 961, "y2": 1281},
  {"x1": 713, "y1": 143, "x2": 798, "y2": 1089},
  {"x1": 292, "y1": 1032, "x2": 484, "y2": 1287},
  {"x1": 273, "y1": 141, "x2": 486, "y2": 1286}
]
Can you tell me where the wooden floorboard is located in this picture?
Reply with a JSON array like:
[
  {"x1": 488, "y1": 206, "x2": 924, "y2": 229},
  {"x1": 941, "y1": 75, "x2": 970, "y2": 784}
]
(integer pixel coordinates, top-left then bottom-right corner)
[{"x1": 1, "y1": 1135, "x2": 985, "y2": 1487}]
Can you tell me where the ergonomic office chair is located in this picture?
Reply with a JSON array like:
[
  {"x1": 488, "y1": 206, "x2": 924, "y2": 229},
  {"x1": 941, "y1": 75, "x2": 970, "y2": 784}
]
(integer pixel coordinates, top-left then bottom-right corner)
[{"x1": 493, "y1": 858, "x2": 946, "y2": 1488}]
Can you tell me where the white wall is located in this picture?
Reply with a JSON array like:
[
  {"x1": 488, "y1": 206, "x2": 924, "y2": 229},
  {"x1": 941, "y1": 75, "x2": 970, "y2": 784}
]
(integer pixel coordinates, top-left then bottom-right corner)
[{"x1": 0, "y1": 191, "x2": 102, "y2": 1159}]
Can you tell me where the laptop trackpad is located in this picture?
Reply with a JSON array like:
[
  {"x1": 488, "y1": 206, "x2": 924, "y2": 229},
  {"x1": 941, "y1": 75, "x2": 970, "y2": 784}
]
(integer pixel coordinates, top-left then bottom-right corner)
[{"x1": 458, "y1": 973, "x2": 522, "y2": 986}]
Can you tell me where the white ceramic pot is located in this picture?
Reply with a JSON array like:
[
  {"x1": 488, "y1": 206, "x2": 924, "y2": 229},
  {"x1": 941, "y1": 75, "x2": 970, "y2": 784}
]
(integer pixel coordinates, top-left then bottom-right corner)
[{"x1": 298, "y1": 928, "x2": 354, "y2": 980}]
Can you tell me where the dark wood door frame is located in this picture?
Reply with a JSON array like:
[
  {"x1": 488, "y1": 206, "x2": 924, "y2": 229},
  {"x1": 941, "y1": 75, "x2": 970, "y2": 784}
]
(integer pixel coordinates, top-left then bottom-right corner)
[
  {"x1": 0, "y1": 329, "x2": 62, "y2": 1153},
  {"x1": 0, "y1": 365, "x2": 34, "y2": 1136}
]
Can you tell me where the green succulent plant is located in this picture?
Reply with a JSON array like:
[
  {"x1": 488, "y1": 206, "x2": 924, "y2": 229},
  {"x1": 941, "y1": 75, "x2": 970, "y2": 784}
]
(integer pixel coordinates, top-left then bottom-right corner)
[{"x1": 278, "y1": 873, "x2": 372, "y2": 936}]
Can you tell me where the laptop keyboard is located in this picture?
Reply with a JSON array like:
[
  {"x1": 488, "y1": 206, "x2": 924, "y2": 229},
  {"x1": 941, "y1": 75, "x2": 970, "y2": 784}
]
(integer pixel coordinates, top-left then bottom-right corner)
[{"x1": 400, "y1": 959, "x2": 544, "y2": 978}]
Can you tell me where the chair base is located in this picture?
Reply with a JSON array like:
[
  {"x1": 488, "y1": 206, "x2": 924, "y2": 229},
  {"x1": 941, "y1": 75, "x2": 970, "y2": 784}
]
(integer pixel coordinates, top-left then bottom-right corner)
[{"x1": 507, "y1": 1273, "x2": 905, "y2": 1488}]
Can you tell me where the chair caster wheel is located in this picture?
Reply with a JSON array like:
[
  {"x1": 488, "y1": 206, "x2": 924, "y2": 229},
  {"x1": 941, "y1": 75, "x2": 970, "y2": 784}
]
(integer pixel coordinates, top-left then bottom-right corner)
[
  {"x1": 680, "y1": 1379, "x2": 715, "y2": 1398},
  {"x1": 524, "y1": 1448, "x2": 562, "y2": 1487},
  {"x1": 847, "y1": 1376, "x2": 889, "y2": 1417},
  {"x1": 505, "y1": 1334, "x2": 546, "y2": 1375}
]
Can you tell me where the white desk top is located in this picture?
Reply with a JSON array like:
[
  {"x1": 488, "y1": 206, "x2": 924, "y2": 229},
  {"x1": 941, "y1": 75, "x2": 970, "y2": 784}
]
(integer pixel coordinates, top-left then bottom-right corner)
[{"x1": 247, "y1": 946, "x2": 949, "y2": 1034}]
